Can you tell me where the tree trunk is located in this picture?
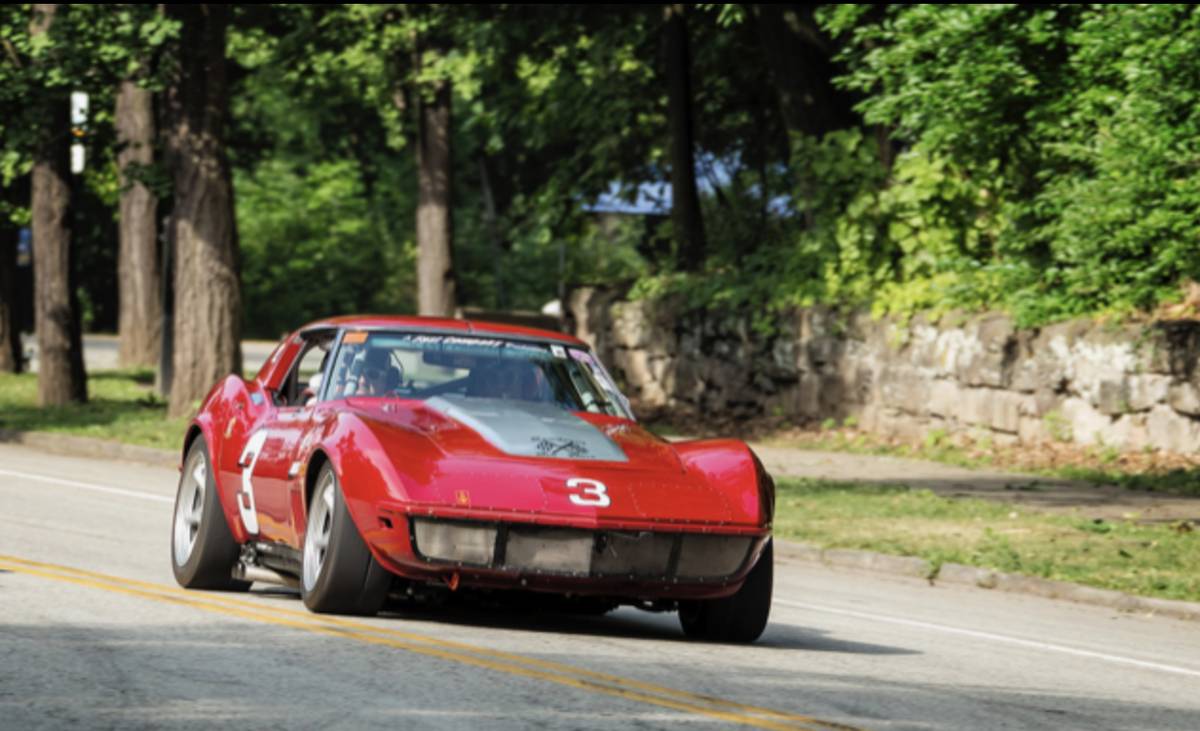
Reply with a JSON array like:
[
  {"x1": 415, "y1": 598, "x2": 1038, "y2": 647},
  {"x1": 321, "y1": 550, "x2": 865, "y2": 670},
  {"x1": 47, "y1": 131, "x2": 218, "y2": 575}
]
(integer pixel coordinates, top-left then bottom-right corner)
[
  {"x1": 478, "y1": 155, "x2": 507, "y2": 310},
  {"x1": 752, "y1": 4, "x2": 858, "y2": 137},
  {"x1": 413, "y1": 50, "x2": 456, "y2": 318},
  {"x1": 0, "y1": 223, "x2": 21, "y2": 373},
  {"x1": 30, "y1": 3, "x2": 86, "y2": 405},
  {"x1": 663, "y1": 4, "x2": 706, "y2": 271},
  {"x1": 116, "y1": 80, "x2": 161, "y2": 369},
  {"x1": 163, "y1": 4, "x2": 241, "y2": 417}
]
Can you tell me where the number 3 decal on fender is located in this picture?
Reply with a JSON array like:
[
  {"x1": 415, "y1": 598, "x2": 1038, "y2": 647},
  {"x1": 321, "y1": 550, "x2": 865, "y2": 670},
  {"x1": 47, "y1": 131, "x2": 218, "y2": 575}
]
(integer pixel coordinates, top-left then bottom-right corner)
[
  {"x1": 236, "y1": 430, "x2": 268, "y2": 534},
  {"x1": 567, "y1": 477, "x2": 610, "y2": 508}
]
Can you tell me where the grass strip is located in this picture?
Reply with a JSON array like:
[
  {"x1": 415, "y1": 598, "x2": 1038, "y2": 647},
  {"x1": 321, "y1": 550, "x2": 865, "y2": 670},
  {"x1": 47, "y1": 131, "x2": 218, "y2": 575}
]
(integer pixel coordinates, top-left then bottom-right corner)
[
  {"x1": 0, "y1": 370, "x2": 187, "y2": 451},
  {"x1": 761, "y1": 427, "x2": 1200, "y2": 497},
  {"x1": 774, "y1": 478, "x2": 1200, "y2": 603}
]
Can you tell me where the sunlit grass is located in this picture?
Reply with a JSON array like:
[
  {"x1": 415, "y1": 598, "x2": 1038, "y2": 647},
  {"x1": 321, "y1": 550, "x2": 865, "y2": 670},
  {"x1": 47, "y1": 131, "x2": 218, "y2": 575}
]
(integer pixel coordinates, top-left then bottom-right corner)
[
  {"x1": 762, "y1": 428, "x2": 1200, "y2": 497},
  {"x1": 0, "y1": 370, "x2": 188, "y2": 451},
  {"x1": 774, "y1": 478, "x2": 1200, "y2": 602}
]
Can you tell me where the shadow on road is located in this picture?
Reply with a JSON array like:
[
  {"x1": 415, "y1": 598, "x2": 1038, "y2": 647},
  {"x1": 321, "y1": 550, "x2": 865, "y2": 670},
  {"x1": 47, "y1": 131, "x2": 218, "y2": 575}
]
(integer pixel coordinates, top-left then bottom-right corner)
[{"x1": 241, "y1": 584, "x2": 917, "y2": 655}]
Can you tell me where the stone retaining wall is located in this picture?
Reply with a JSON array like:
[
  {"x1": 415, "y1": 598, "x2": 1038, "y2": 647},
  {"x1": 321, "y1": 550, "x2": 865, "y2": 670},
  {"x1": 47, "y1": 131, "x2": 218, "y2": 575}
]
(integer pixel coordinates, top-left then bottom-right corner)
[{"x1": 566, "y1": 287, "x2": 1200, "y2": 453}]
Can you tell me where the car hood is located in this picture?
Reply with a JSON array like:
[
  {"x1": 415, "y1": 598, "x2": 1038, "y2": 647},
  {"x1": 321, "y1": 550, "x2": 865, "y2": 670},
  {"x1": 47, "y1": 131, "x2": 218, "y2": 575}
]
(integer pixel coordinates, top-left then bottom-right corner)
[{"x1": 340, "y1": 396, "x2": 763, "y2": 526}]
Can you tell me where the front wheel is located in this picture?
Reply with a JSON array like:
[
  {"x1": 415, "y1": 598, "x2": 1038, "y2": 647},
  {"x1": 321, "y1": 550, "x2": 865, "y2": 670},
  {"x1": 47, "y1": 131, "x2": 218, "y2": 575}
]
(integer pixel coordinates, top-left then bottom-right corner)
[
  {"x1": 300, "y1": 464, "x2": 391, "y2": 615},
  {"x1": 678, "y1": 539, "x2": 773, "y2": 643},
  {"x1": 171, "y1": 437, "x2": 251, "y2": 591}
]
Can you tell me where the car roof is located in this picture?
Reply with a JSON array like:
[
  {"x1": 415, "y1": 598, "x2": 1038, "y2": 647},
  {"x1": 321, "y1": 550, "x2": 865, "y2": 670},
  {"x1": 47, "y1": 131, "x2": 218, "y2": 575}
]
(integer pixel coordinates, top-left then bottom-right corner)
[{"x1": 299, "y1": 314, "x2": 586, "y2": 347}]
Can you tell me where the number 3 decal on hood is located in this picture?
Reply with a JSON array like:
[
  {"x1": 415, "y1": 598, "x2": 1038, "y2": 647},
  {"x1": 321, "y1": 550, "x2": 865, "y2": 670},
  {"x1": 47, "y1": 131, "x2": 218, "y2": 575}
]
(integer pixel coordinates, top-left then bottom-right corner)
[{"x1": 567, "y1": 477, "x2": 610, "y2": 507}]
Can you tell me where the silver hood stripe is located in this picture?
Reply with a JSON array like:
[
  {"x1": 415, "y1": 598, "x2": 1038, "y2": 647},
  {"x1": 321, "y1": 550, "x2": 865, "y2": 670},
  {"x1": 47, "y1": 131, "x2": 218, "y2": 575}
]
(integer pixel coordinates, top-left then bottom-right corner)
[{"x1": 425, "y1": 395, "x2": 628, "y2": 462}]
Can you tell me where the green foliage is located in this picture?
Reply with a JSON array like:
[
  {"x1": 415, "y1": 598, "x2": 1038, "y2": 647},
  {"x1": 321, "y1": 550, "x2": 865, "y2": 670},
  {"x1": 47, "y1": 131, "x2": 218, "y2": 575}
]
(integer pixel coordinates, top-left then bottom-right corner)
[
  {"x1": 1033, "y1": 5, "x2": 1200, "y2": 320},
  {"x1": 9, "y1": 4, "x2": 1200, "y2": 338},
  {"x1": 817, "y1": 4, "x2": 1200, "y2": 325},
  {"x1": 236, "y1": 159, "x2": 415, "y2": 339},
  {"x1": 631, "y1": 5, "x2": 1200, "y2": 329}
]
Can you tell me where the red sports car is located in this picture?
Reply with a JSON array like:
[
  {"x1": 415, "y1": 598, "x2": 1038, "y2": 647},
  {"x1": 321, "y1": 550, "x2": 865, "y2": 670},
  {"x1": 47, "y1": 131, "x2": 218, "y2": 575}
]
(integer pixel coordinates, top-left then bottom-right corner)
[{"x1": 170, "y1": 316, "x2": 774, "y2": 642}]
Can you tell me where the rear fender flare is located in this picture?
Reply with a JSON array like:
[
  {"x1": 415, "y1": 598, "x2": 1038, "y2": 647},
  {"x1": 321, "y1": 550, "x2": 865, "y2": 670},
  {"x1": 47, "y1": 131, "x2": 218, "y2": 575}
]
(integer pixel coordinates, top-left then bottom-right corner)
[{"x1": 190, "y1": 375, "x2": 260, "y2": 545}]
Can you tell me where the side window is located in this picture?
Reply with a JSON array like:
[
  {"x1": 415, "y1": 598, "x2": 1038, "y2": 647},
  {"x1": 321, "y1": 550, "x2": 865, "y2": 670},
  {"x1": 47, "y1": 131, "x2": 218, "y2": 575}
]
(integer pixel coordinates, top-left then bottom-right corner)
[{"x1": 281, "y1": 332, "x2": 335, "y2": 406}]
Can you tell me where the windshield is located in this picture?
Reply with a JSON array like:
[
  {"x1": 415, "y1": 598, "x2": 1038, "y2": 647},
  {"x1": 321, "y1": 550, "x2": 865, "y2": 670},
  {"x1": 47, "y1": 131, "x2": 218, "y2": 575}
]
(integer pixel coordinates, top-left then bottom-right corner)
[{"x1": 324, "y1": 331, "x2": 633, "y2": 419}]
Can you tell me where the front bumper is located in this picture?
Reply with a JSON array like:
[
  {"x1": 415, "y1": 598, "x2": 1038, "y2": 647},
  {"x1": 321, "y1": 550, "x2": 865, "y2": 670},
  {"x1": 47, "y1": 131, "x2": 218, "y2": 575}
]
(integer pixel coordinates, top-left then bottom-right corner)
[{"x1": 369, "y1": 514, "x2": 769, "y2": 600}]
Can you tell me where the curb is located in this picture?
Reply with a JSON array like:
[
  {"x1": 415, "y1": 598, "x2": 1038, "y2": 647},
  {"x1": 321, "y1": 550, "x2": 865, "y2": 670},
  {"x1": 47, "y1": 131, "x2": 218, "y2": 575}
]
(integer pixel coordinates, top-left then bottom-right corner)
[
  {"x1": 775, "y1": 539, "x2": 1200, "y2": 623},
  {"x1": 0, "y1": 429, "x2": 177, "y2": 469},
  {"x1": 5, "y1": 428, "x2": 1199, "y2": 623}
]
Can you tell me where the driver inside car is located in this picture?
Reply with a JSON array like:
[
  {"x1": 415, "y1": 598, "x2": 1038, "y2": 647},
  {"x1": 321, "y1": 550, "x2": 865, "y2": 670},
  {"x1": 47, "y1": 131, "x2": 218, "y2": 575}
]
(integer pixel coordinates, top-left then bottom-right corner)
[{"x1": 357, "y1": 348, "x2": 399, "y2": 396}]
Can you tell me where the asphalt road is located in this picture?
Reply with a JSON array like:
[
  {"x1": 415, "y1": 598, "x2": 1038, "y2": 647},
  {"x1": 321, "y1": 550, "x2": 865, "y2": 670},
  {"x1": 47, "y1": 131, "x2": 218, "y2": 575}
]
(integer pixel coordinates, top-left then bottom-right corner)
[{"x1": 2, "y1": 443, "x2": 1199, "y2": 730}]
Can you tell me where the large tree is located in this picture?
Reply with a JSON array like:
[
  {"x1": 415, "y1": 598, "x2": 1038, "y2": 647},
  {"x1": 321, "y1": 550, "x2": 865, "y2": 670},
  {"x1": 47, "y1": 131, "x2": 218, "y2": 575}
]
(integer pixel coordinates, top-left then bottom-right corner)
[
  {"x1": 0, "y1": 223, "x2": 20, "y2": 372},
  {"x1": 29, "y1": 3, "x2": 86, "y2": 405},
  {"x1": 116, "y1": 79, "x2": 161, "y2": 368},
  {"x1": 269, "y1": 5, "x2": 461, "y2": 317},
  {"x1": 163, "y1": 4, "x2": 241, "y2": 417},
  {"x1": 663, "y1": 4, "x2": 706, "y2": 270},
  {"x1": 412, "y1": 34, "x2": 456, "y2": 317}
]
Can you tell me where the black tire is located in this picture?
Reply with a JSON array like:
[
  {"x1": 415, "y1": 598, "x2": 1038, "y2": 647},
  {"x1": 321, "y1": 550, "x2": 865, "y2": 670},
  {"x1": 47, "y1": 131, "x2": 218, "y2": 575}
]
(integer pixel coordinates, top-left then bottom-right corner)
[
  {"x1": 171, "y1": 437, "x2": 251, "y2": 591},
  {"x1": 300, "y1": 463, "x2": 391, "y2": 615},
  {"x1": 678, "y1": 539, "x2": 773, "y2": 643}
]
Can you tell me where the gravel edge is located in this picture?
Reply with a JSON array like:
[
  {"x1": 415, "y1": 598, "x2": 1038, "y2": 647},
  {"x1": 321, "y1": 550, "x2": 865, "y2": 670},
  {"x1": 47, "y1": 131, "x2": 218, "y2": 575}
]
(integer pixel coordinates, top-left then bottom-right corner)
[{"x1": 0, "y1": 429, "x2": 179, "y2": 469}]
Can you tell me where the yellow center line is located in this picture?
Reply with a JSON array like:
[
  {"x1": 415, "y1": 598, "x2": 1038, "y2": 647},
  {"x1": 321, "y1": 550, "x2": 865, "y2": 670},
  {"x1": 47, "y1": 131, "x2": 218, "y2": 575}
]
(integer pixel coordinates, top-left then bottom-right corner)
[
  {"x1": 0, "y1": 554, "x2": 864, "y2": 731},
  {"x1": 2, "y1": 555, "x2": 850, "y2": 728}
]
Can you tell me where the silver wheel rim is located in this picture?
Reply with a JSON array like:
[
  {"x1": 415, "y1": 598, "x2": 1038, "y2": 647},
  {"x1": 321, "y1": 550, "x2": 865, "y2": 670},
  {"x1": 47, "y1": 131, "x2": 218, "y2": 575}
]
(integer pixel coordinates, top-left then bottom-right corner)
[
  {"x1": 303, "y1": 472, "x2": 335, "y2": 591},
  {"x1": 172, "y1": 452, "x2": 207, "y2": 567}
]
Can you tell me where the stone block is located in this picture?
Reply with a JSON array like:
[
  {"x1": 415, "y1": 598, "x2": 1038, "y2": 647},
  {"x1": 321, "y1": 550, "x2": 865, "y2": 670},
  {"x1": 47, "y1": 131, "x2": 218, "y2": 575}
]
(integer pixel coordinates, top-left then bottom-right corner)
[
  {"x1": 927, "y1": 380, "x2": 961, "y2": 419},
  {"x1": 1132, "y1": 328, "x2": 1174, "y2": 375},
  {"x1": 959, "y1": 388, "x2": 1026, "y2": 434},
  {"x1": 1065, "y1": 334, "x2": 1139, "y2": 406},
  {"x1": 1169, "y1": 382, "x2": 1200, "y2": 416},
  {"x1": 955, "y1": 314, "x2": 1016, "y2": 388},
  {"x1": 858, "y1": 404, "x2": 882, "y2": 432},
  {"x1": 1107, "y1": 414, "x2": 1149, "y2": 451},
  {"x1": 1011, "y1": 353, "x2": 1059, "y2": 393},
  {"x1": 1094, "y1": 375, "x2": 1170, "y2": 415},
  {"x1": 879, "y1": 367, "x2": 929, "y2": 413},
  {"x1": 648, "y1": 355, "x2": 671, "y2": 384},
  {"x1": 1146, "y1": 405, "x2": 1200, "y2": 453},
  {"x1": 906, "y1": 322, "x2": 943, "y2": 371},
  {"x1": 817, "y1": 374, "x2": 846, "y2": 415},
  {"x1": 1060, "y1": 397, "x2": 1112, "y2": 446},
  {"x1": 612, "y1": 349, "x2": 668, "y2": 406},
  {"x1": 934, "y1": 329, "x2": 982, "y2": 380},
  {"x1": 1018, "y1": 416, "x2": 1049, "y2": 444},
  {"x1": 876, "y1": 411, "x2": 928, "y2": 442},
  {"x1": 1033, "y1": 388, "x2": 1061, "y2": 418},
  {"x1": 610, "y1": 302, "x2": 655, "y2": 349},
  {"x1": 844, "y1": 364, "x2": 875, "y2": 405},
  {"x1": 767, "y1": 338, "x2": 800, "y2": 382},
  {"x1": 796, "y1": 374, "x2": 822, "y2": 418},
  {"x1": 806, "y1": 337, "x2": 842, "y2": 369},
  {"x1": 1154, "y1": 320, "x2": 1200, "y2": 378}
]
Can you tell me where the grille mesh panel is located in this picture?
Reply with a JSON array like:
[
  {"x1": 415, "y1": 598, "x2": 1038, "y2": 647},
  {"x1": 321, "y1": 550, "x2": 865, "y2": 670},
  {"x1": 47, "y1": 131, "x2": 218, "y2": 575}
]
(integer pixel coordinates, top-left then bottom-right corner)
[{"x1": 412, "y1": 519, "x2": 756, "y2": 580}]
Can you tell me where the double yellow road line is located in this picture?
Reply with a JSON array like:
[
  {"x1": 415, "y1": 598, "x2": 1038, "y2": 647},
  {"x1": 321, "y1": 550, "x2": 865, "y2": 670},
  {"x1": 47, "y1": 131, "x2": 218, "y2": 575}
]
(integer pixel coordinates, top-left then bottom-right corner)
[{"x1": 0, "y1": 554, "x2": 862, "y2": 731}]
